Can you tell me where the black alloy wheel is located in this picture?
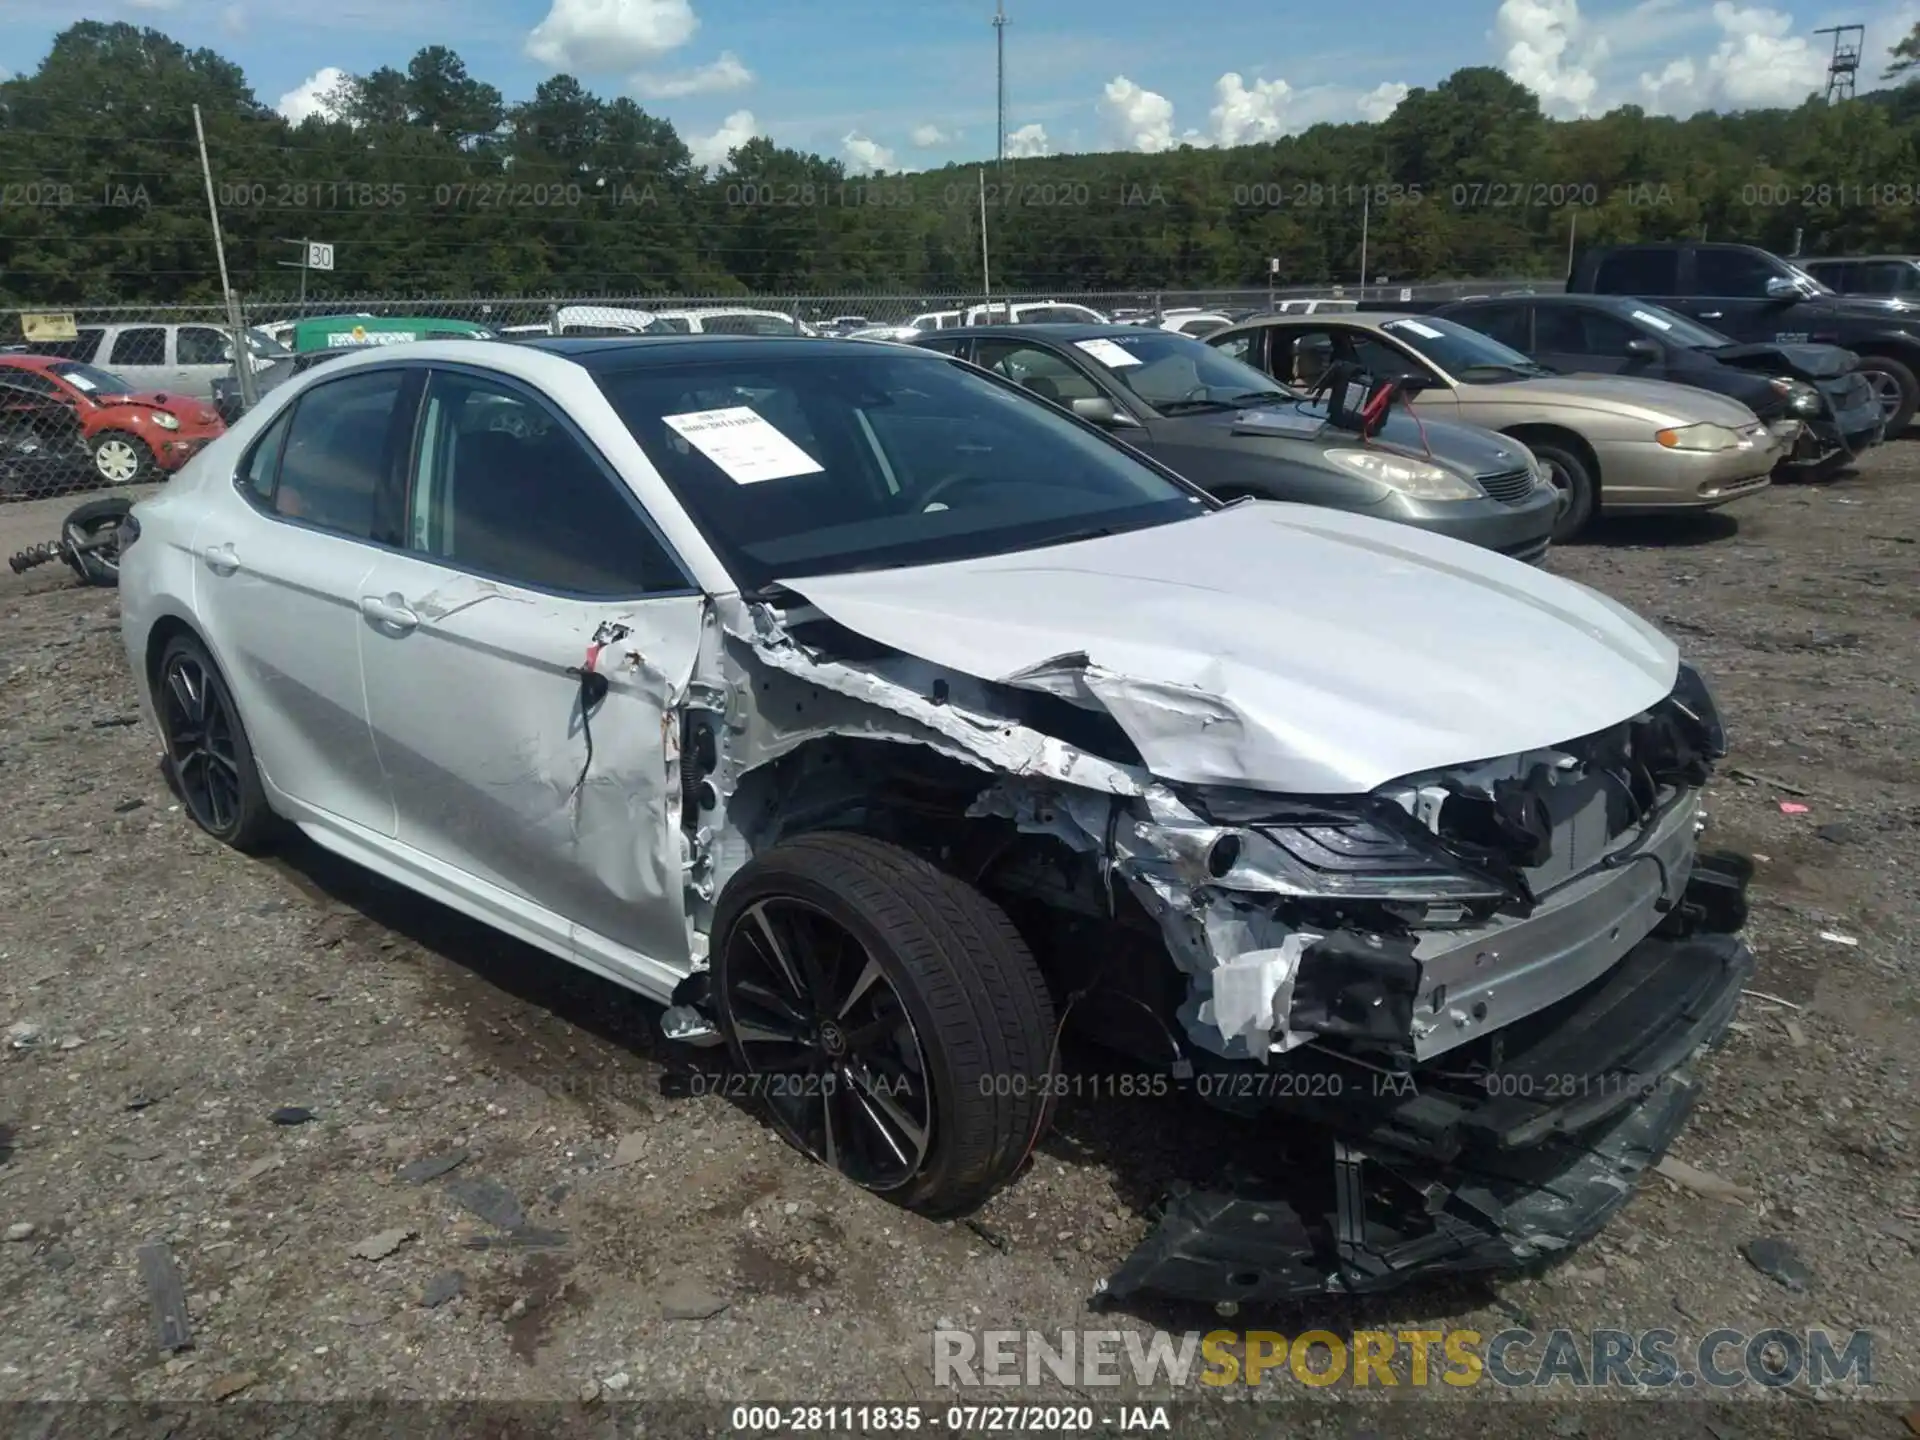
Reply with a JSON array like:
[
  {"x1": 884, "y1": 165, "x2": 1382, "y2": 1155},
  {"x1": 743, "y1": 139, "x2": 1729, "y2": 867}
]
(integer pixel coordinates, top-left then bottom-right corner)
[{"x1": 155, "y1": 634, "x2": 278, "y2": 851}]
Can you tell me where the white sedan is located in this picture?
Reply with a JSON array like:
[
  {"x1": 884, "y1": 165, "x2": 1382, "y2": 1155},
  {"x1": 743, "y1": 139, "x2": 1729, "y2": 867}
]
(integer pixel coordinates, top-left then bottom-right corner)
[{"x1": 117, "y1": 333, "x2": 1753, "y2": 1305}]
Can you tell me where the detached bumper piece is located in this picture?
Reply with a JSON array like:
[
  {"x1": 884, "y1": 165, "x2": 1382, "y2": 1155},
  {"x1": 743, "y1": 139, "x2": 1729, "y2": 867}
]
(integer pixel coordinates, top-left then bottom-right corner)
[{"x1": 1098, "y1": 856, "x2": 1756, "y2": 1309}]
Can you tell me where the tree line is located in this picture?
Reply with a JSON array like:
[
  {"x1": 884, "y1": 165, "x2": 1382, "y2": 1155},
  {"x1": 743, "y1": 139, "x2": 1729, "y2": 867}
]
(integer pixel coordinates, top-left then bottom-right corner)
[{"x1": 4, "y1": 20, "x2": 1920, "y2": 305}]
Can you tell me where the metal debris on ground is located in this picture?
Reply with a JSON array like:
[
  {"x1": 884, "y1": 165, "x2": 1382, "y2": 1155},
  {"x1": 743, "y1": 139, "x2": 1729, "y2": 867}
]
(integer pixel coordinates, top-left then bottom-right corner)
[
  {"x1": 269, "y1": 1106, "x2": 315, "y2": 1126},
  {"x1": 1743, "y1": 1236, "x2": 1811, "y2": 1292},
  {"x1": 964, "y1": 1218, "x2": 1012, "y2": 1253},
  {"x1": 136, "y1": 1242, "x2": 193, "y2": 1351},
  {"x1": 1818, "y1": 931, "x2": 1859, "y2": 946}
]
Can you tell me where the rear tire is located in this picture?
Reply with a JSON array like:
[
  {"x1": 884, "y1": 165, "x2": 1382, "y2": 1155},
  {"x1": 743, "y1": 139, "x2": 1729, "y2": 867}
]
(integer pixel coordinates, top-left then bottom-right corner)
[
  {"x1": 710, "y1": 831, "x2": 1057, "y2": 1218},
  {"x1": 1852, "y1": 354, "x2": 1917, "y2": 434},
  {"x1": 1529, "y1": 441, "x2": 1597, "y2": 542},
  {"x1": 154, "y1": 633, "x2": 279, "y2": 853}
]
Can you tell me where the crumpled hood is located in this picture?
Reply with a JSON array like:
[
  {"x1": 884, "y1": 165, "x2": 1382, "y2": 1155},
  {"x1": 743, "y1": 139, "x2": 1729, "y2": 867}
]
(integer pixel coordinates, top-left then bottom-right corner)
[
  {"x1": 123, "y1": 392, "x2": 221, "y2": 425},
  {"x1": 1708, "y1": 341, "x2": 1857, "y2": 381},
  {"x1": 778, "y1": 503, "x2": 1679, "y2": 794}
]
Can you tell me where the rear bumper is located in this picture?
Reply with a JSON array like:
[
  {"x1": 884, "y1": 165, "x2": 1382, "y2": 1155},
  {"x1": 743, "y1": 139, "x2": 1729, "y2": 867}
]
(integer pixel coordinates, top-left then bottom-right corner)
[{"x1": 1098, "y1": 854, "x2": 1755, "y2": 1307}]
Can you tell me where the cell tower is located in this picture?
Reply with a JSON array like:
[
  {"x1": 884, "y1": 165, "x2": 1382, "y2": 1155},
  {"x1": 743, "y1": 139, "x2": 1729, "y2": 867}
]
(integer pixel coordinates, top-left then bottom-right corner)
[
  {"x1": 994, "y1": 0, "x2": 1008, "y2": 163},
  {"x1": 1816, "y1": 25, "x2": 1864, "y2": 102}
]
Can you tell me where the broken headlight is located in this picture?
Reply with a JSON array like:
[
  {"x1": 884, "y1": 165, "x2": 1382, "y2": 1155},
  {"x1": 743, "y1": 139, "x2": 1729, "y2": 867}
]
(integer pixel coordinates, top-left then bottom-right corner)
[
  {"x1": 1205, "y1": 807, "x2": 1512, "y2": 902},
  {"x1": 1670, "y1": 659, "x2": 1727, "y2": 758}
]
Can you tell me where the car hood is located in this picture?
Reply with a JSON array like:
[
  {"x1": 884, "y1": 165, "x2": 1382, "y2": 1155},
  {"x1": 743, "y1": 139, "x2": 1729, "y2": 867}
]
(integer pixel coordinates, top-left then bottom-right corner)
[
  {"x1": 1201, "y1": 402, "x2": 1528, "y2": 479},
  {"x1": 777, "y1": 503, "x2": 1678, "y2": 794},
  {"x1": 1459, "y1": 373, "x2": 1762, "y2": 425},
  {"x1": 118, "y1": 392, "x2": 222, "y2": 425},
  {"x1": 1705, "y1": 341, "x2": 1856, "y2": 381}
]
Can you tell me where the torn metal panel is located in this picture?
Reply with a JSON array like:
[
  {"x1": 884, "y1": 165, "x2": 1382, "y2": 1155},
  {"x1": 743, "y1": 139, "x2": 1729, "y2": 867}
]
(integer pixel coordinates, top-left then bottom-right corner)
[{"x1": 775, "y1": 502, "x2": 1679, "y2": 794}]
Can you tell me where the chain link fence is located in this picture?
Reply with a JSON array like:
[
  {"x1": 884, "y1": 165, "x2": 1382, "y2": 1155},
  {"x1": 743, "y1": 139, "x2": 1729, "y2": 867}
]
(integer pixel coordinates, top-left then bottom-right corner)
[{"x1": 0, "y1": 278, "x2": 1561, "y2": 507}]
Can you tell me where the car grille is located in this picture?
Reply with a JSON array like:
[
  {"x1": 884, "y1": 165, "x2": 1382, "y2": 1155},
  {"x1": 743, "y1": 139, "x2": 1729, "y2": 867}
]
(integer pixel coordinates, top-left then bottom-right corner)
[{"x1": 1476, "y1": 466, "x2": 1537, "y2": 505}]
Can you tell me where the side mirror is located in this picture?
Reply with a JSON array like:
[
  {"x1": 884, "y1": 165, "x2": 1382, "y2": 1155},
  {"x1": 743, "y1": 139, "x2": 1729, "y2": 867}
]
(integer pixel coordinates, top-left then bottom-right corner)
[
  {"x1": 1071, "y1": 395, "x2": 1140, "y2": 428},
  {"x1": 1764, "y1": 276, "x2": 1799, "y2": 300},
  {"x1": 1624, "y1": 337, "x2": 1661, "y2": 359}
]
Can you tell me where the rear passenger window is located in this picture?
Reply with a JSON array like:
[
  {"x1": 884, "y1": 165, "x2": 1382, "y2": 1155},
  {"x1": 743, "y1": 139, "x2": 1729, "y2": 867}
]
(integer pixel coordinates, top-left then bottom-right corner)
[
  {"x1": 107, "y1": 327, "x2": 167, "y2": 365},
  {"x1": 274, "y1": 371, "x2": 408, "y2": 539},
  {"x1": 1593, "y1": 250, "x2": 1678, "y2": 296},
  {"x1": 239, "y1": 408, "x2": 292, "y2": 502}
]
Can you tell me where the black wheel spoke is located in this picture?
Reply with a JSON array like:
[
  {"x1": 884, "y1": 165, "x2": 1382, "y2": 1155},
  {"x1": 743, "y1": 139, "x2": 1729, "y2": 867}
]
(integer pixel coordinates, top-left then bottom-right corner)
[
  {"x1": 721, "y1": 895, "x2": 934, "y2": 1194},
  {"x1": 161, "y1": 656, "x2": 242, "y2": 838}
]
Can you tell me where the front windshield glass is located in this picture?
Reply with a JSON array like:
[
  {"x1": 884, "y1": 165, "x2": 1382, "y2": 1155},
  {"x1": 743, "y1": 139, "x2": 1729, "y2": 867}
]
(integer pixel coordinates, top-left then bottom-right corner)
[
  {"x1": 1067, "y1": 329, "x2": 1294, "y2": 411},
  {"x1": 1379, "y1": 315, "x2": 1549, "y2": 377},
  {"x1": 50, "y1": 362, "x2": 133, "y2": 395},
  {"x1": 596, "y1": 350, "x2": 1206, "y2": 586}
]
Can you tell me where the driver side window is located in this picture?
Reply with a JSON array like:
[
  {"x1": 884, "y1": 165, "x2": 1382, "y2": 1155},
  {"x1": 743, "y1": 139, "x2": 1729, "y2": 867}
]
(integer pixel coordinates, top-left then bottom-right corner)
[{"x1": 971, "y1": 342, "x2": 1101, "y2": 405}]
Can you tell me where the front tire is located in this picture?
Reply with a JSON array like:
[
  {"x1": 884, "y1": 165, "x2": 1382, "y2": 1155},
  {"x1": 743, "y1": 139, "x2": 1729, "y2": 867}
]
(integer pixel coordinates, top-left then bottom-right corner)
[
  {"x1": 711, "y1": 831, "x2": 1057, "y2": 1217},
  {"x1": 154, "y1": 633, "x2": 278, "y2": 853},
  {"x1": 90, "y1": 431, "x2": 154, "y2": 487},
  {"x1": 1852, "y1": 354, "x2": 1917, "y2": 434},
  {"x1": 1530, "y1": 441, "x2": 1597, "y2": 542}
]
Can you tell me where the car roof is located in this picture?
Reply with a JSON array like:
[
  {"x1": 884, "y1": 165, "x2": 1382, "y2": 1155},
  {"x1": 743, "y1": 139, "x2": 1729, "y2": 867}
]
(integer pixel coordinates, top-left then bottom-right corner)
[
  {"x1": 916, "y1": 322, "x2": 1172, "y2": 342},
  {"x1": 511, "y1": 334, "x2": 943, "y2": 368},
  {"x1": 1801, "y1": 254, "x2": 1919, "y2": 263},
  {"x1": 0, "y1": 354, "x2": 65, "y2": 371}
]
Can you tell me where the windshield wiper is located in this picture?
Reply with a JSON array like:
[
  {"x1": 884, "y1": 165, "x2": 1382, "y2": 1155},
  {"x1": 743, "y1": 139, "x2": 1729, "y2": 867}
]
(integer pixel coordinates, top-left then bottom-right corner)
[
  {"x1": 1154, "y1": 398, "x2": 1238, "y2": 413},
  {"x1": 1457, "y1": 362, "x2": 1548, "y2": 379},
  {"x1": 1224, "y1": 389, "x2": 1292, "y2": 405}
]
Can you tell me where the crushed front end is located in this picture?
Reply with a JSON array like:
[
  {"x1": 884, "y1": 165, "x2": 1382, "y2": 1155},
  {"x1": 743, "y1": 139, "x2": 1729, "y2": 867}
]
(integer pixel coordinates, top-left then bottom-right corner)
[{"x1": 963, "y1": 661, "x2": 1755, "y2": 1306}]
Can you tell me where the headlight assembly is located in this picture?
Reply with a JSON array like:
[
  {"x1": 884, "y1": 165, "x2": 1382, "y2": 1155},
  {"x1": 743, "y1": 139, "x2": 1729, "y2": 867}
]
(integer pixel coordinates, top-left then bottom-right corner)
[
  {"x1": 150, "y1": 411, "x2": 181, "y2": 430},
  {"x1": 1655, "y1": 422, "x2": 1738, "y2": 451},
  {"x1": 1323, "y1": 447, "x2": 1481, "y2": 500},
  {"x1": 1203, "y1": 807, "x2": 1513, "y2": 902},
  {"x1": 1771, "y1": 377, "x2": 1822, "y2": 415},
  {"x1": 1671, "y1": 659, "x2": 1727, "y2": 758}
]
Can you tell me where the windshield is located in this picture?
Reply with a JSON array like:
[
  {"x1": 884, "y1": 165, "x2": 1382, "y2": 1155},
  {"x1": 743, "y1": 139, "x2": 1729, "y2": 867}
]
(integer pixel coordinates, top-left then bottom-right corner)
[
  {"x1": 595, "y1": 350, "x2": 1206, "y2": 586},
  {"x1": 245, "y1": 328, "x2": 294, "y2": 359},
  {"x1": 1613, "y1": 301, "x2": 1730, "y2": 348},
  {"x1": 50, "y1": 362, "x2": 133, "y2": 395},
  {"x1": 1068, "y1": 329, "x2": 1294, "y2": 411},
  {"x1": 1379, "y1": 315, "x2": 1550, "y2": 378}
]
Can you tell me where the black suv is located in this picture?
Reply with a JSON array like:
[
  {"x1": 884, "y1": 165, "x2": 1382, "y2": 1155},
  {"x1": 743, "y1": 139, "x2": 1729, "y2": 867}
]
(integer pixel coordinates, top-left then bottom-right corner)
[{"x1": 1567, "y1": 242, "x2": 1920, "y2": 431}]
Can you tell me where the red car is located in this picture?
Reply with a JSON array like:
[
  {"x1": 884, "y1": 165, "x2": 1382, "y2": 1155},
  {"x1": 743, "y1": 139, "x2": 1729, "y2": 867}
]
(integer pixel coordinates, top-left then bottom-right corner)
[{"x1": 0, "y1": 354, "x2": 226, "y2": 486}]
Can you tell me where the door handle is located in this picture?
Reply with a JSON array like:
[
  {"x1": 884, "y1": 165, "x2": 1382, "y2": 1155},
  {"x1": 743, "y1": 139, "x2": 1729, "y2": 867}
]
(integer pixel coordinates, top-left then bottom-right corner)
[
  {"x1": 1698, "y1": 311, "x2": 1723, "y2": 319},
  {"x1": 201, "y1": 542, "x2": 239, "y2": 575},
  {"x1": 359, "y1": 593, "x2": 418, "y2": 631}
]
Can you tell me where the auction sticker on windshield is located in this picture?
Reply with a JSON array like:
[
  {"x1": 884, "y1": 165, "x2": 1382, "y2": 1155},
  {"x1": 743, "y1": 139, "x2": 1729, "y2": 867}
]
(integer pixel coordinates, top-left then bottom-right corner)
[
  {"x1": 1632, "y1": 310, "x2": 1674, "y2": 330},
  {"x1": 63, "y1": 373, "x2": 98, "y2": 392},
  {"x1": 662, "y1": 406, "x2": 824, "y2": 483},
  {"x1": 1389, "y1": 320, "x2": 1444, "y2": 339},
  {"x1": 1074, "y1": 338, "x2": 1142, "y2": 367}
]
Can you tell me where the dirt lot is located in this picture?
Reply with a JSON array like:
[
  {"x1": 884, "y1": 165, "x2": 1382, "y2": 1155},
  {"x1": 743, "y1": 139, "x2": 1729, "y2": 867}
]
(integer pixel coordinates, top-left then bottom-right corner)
[{"x1": 1, "y1": 451, "x2": 1916, "y2": 1436}]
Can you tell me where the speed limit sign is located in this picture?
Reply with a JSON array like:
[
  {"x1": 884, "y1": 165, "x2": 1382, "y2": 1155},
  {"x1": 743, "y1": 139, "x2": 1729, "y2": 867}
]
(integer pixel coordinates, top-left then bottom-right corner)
[{"x1": 307, "y1": 241, "x2": 335, "y2": 270}]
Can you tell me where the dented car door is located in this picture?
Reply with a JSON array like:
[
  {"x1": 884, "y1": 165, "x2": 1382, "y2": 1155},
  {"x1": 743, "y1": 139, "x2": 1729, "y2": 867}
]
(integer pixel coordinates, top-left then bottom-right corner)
[{"x1": 355, "y1": 367, "x2": 706, "y2": 985}]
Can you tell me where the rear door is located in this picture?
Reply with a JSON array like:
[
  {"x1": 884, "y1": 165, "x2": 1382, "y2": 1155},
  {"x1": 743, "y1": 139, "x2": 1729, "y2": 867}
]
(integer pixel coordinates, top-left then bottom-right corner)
[
  {"x1": 191, "y1": 366, "x2": 414, "y2": 834},
  {"x1": 1533, "y1": 305, "x2": 1646, "y2": 377},
  {"x1": 354, "y1": 364, "x2": 706, "y2": 985}
]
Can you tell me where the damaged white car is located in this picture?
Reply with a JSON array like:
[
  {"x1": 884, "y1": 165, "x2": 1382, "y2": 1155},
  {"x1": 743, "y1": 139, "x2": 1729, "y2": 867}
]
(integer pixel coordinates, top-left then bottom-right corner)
[{"x1": 116, "y1": 336, "x2": 1755, "y2": 1306}]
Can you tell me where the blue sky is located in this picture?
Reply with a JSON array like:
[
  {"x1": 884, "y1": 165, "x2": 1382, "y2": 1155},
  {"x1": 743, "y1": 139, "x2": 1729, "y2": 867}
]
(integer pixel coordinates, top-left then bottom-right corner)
[{"x1": 3, "y1": 0, "x2": 1917, "y2": 168}]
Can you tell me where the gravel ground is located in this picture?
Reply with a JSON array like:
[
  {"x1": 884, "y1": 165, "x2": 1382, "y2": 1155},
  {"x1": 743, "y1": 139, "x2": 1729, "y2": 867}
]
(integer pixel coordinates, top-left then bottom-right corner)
[{"x1": 1, "y1": 452, "x2": 1916, "y2": 1436}]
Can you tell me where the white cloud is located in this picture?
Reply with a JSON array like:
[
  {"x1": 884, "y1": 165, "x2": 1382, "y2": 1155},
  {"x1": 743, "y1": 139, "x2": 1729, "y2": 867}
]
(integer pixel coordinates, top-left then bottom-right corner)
[
  {"x1": 910, "y1": 123, "x2": 956, "y2": 147},
  {"x1": 277, "y1": 67, "x2": 349, "y2": 124},
  {"x1": 1004, "y1": 122, "x2": 1050, "y2": 157},
  {"x1": 1100, "y1": 75, "x2": 1177, "y2": 151},
  {"x1": 1638, "y1": 3, "x2": 1827, "y2": 112},
  {"x1": 1211, "y1": 73, "x2": 1292, "y2": 145},
  {"x1": 630, "y1": 50, "x2": 749, "y2": 98},
  {"x1": 688, "y1": 108, "x2": 758, "y2": 167},
  {"x1": 1494, "y1": 0, "x2": 1605, "y2": 114},
  {"x1": 525, "y1": 0, "x2": 697, "y2": 75},
  {"x1": 1358, "y1": 80, "x2": 1409, "y2": 121},
  {"x1": 842, "y1": 130, "x2": 895, "y2": 172}
]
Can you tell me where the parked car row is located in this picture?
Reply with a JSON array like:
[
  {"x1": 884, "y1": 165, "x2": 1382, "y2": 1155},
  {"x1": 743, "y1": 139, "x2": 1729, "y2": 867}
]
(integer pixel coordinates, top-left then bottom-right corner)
[
  {"x1": 111, "y1": 329, "x2": 1757, "y2": 1309},
  {"x1": 0, "y1": 353, "x2": 226, "y2": 493}
]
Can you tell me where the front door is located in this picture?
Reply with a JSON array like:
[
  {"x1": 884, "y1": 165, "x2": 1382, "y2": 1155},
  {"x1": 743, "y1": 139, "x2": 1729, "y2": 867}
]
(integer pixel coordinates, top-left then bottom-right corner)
[
  {"x1": 355, "y1": 365, "x2": 706, "y2": 988},
  {"x1": 172, "y1": 324, "x2": 236, "y2": 398},
  {"x1": 1681, "y1": 247, "x2": 1792, "y2": 343},
  {"x1": 191, "y1": 366, "x2": 412, "y2": 835},
  {"x1": 100, "y1": 325, "x2": 171, "y2": 394},
  {"x1": 1533, "y1": 306, "x2": 1648, "y2": 378}
]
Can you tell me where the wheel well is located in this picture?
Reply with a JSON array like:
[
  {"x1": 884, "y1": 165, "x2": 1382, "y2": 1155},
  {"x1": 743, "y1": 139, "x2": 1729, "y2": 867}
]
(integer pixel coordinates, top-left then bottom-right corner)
[
  {"x1": 1502, "y1": 425, "x2": 1600, "y2": 504},
  {"x1": 1846, "y1": 343, "x2": 1919, "y2": 369},
  {"x1": 143, "y1": 614, "x2": 201, "y2": 696}
]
